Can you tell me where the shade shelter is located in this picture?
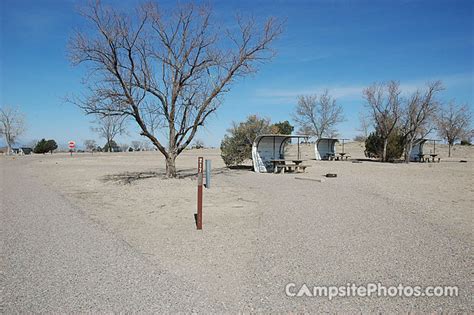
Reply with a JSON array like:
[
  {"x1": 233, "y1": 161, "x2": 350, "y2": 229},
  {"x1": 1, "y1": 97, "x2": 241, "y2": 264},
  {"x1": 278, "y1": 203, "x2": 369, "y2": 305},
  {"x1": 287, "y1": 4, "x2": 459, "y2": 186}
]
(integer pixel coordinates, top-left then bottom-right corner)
[
  {"x1": 252, "y1": 134, "x2": 309, "y2": 173},
  {"x1": 315, "y1": 138, "x2": 339, "y2": 160},
  {"x1": 410, "y1": 139, "x2": 428, "y2": 161}
]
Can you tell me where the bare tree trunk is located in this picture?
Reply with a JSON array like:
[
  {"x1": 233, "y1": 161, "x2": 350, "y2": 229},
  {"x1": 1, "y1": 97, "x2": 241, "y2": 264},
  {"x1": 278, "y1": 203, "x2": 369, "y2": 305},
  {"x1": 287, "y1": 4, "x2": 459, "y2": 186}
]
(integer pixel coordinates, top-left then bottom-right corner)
[
  {"x1": 382, "y1": 138, "x2": 388, "y2": 162},
  {"x1": 405, "y1": 139, "x2": 414, "y2": 163},
  {"x1": 448, "y1": 143, "x2": 452, "y2": 157},
  {"x1": 6, "y1": 143, "x2": 12, "y2": 155},
  {"x1": 166, "y1": 154, "x2": 177, "y2": 177}
]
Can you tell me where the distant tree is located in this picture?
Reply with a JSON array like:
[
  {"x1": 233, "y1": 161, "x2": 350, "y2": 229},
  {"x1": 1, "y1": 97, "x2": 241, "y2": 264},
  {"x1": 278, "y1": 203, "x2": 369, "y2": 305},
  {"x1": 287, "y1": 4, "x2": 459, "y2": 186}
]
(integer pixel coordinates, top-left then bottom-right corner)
[
  {"x1": 272, "y1": 120, "x2": 294, "y2": 135},
  {"x1": 33, "y1": 139, "x2": 47, "y2": 154},
  {"x1": 46, "y1": 140, "x2": 58, "y2": 153},
  {"x1": 69, "y1": 1, "x2": 283, "y2": 177},
  {"x1": 192, "y1": 139, "x2": 205, "y2": 149},
  {"x1": 141, "y1": 140, "x2": 151, "y2": 151},
  {"x1": 103, "y1": 140, "x2": 119, "y2": 152},
  {"x1": 363, "y1": 81, "x2": 402, "y2": 162},
  {"x1": 353, "y1": 135, "x2": 366, "y2": 142},
  {"x1": 221, "y1": 115, "x2": 272, "y2": 166},
  {"x1": 34, "y1": 139, "x2": 57, "y2": 154},
  {"x1": 84, "y1": 139, "x2": 97, "y2": 153},
  {"x1": 119, "y1": 143, "x2": 129, "y2": 152},
  {"x1": 92, "y1": 115, "x2": 127, "y2": 152},
  {"x1": 436, "y1": 101, "x2": 472, "y2": 157},
  {"x1": 0, "y1": 105, "x2": 26, "y2": 155},
  {"x1": 293, "y1": 90, "x2": 344, "y2": 139},
  {"x1": 400, "y1": 81, "x2": 443, "y2": 163},
  {"x1": 356, "y1": 112, "x2": 371, "y2": 141},
  {"x1": 131, "y1": 141, "x2": 142, "y2": 151},
  {"x1": 27, "y1": 139, "x2": 39, "y2": 149}
]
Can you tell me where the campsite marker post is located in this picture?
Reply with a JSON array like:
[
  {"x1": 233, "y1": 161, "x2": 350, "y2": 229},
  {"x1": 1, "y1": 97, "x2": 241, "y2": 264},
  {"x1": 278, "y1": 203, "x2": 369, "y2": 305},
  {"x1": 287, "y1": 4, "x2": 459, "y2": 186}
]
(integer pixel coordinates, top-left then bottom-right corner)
[{"x1": 197, "y1": 157, "x2": 203, "y2": 230}]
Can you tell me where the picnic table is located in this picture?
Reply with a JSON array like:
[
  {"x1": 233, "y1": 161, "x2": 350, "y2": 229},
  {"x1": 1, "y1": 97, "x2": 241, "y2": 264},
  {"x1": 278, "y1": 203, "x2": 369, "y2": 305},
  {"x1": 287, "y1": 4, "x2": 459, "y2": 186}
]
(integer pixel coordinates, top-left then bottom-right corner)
[
  {"x1": 337, "y1": 152, "x2": 351, "y2": 160},
  {"x1": 429, "y1": 154, "x2": 439, "y2": 162},
  {"x1": 417, "y1": 153, "x2": 427, "y2": 162},
  {"x1": 271, "y1": 159, "x2": 308, "y2": 173}
]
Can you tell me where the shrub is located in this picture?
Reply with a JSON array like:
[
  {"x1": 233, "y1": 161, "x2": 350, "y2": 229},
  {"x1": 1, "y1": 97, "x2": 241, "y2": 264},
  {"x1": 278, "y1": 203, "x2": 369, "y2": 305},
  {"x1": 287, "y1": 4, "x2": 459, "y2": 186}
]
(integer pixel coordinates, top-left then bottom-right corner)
[
  {"x1": 33, "y1": 138, "x2": 58, "y2": 154},
  {"x1": 46, "y1": 140, "x2": 58, "y2": 153},
  {"x1": 272, "y1": 120, "x2": 294, "y2": 135},
  {"x1": 221, "y1": 115, "x2": 272, "y2": 166},
  {"x1": 460, "y1": 140, "x2": 471, "y2": 146},
  {"x1": 365, "y1": 130, "x2": 404, "y2": 161}
]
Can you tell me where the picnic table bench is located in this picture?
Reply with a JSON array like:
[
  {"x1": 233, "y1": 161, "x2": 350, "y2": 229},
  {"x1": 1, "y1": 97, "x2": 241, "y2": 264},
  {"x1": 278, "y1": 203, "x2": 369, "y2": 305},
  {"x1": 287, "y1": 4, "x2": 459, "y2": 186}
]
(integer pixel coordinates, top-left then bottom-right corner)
[
  {"x1": 429, "y1": 154, "x2": 440, "y2": 162},
  {"x1": 417, "y1": 153, "x2": 440, "y2": 163},
  {"x1": 337, "y1": 153, "x2": 351, "y2": 160},
  {"x1": 325, "y1": 153, "x2": 351, "y2": 161},
  {"x1": 271, "y1": 159, "x2": 309, "y2": 173},
  {"x1": 417, "y1": 153, "x2": 427, "y2": 162}
]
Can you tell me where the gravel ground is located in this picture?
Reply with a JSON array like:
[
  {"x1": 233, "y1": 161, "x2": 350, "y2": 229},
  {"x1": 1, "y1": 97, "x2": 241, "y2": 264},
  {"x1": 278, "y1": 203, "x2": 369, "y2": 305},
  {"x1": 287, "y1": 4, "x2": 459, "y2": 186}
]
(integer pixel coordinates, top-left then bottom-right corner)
[
  {"x1": 1, "y1": 159, "x2": 221, "y2": 312},
  {"x1": 1, "y1": 143, "x2": 472, "y2": 312}
]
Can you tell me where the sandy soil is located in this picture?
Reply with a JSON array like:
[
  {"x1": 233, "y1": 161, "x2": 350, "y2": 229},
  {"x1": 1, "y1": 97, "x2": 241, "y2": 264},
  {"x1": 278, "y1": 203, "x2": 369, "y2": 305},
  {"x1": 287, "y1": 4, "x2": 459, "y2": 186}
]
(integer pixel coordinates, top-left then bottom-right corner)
[{"x1": 3, "y1": 142, "x2": 473, "y2": 312}]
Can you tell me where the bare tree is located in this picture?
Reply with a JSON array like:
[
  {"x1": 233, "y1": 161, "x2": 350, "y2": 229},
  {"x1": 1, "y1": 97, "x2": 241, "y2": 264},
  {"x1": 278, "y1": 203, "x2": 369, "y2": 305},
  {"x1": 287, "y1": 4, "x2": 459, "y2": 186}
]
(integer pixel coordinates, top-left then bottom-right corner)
[
  {"x1": 92, "y1": 115, "x2": 127, "y2": 152},
  {"x1": 27, "y1": 139, "x2": 39, "y2": 149},
  {"x1": 141, "y1": 140, "x2": 151, "y2": 151},
  {"x1": 68, "y1": 1, "x2": 283, "y2": 177},
  {"x1": 119, "y1": 143, "x2": 130, "y2": 152},
  {"x1": 356, "y1": 111, "x2": 371, "y2": 141},
  {"x1": 84, "y1": 139, "x2": 97, "y2": 153},
  {"x1": 293, "y1": 90, "x2": 344, "y2": 139},
  {"x1": 363, "y1": 81, "x2": 402, "y2": 162},
  {"x1": 401, "y1": 81, "x2": 443, "y2": 162},
  {"x1": 436, "y1": 101, "x2": 472, "y2": 157},
  {"x1": 0, "y1": 105, "x2": 26, "y2": 155},
  {"x1": 131, "y1": 140, "x2": 142, "y2": 151},
  {"x1": 192, "y1": 139, "x2": 205, "y2": 149}
]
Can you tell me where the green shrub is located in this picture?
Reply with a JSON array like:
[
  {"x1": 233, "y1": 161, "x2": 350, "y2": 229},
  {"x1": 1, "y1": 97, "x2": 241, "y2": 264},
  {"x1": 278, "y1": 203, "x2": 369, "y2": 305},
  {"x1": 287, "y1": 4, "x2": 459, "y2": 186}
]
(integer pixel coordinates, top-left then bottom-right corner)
[
  {"x1": 365, "y1": 130, "x2": 404, "y2": 161},
  {"x1": 220, "y1": 115, "x2": 272, "y2": 166},
  {"x1": 272, "y1": 120, "x2": 294, "y2": 135},
  {"x1": 33, "y1": 139, "x2": 58, "y2": 154}
]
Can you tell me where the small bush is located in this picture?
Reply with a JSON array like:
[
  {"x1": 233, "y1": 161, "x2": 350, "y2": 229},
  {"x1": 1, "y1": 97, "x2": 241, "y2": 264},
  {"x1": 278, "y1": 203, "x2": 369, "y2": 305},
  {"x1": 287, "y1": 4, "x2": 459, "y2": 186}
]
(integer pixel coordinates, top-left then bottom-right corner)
[{"x1": 460, "y1": 140, "x2": 471, "y2": 146}]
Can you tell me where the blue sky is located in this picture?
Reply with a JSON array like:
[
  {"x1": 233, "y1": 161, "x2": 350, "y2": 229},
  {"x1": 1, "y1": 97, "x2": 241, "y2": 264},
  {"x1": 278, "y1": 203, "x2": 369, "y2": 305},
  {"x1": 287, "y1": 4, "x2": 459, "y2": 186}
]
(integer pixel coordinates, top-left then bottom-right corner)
[{"x1": 1, "y1": 0, "x2": 473, "y2": 148}]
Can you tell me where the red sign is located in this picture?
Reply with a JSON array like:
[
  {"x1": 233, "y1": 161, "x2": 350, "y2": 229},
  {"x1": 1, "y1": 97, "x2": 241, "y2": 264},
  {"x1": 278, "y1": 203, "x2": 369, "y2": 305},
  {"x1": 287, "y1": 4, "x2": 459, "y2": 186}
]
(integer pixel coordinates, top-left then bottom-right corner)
[{"x1": 68, "y1": 141, "x2": 76, "y2": 149}]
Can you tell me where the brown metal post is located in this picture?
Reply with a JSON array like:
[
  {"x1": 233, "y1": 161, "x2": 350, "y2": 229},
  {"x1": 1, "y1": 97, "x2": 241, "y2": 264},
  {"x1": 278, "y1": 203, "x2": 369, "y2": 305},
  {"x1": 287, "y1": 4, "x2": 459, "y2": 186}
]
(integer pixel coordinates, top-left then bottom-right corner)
[{"x1": 197, "y1": 157, "x2": 203, "y2": 230}]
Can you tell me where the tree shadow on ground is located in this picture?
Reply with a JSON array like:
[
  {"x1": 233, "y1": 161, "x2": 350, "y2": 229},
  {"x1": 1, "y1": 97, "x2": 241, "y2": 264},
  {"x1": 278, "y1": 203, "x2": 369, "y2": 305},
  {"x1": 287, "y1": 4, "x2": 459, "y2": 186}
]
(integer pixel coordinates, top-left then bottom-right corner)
[
  {"x1": 102, "y1": 168, "x2": 196, "y2": 184},
  {"x1": 227, "y1": 165, "x2": 253, "y2": 171},
  {"x1": 101, "y1": 165, "x2": 252, "y2": 185}
]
